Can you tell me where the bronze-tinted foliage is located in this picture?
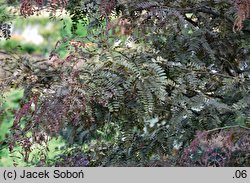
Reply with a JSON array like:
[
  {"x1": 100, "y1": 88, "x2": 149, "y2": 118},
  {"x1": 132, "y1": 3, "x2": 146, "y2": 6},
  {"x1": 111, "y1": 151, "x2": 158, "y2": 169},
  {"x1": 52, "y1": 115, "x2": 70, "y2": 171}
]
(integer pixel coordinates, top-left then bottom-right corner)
[
  {"x1": 18, "y1": 0, "x2": 250, "y2": 32},
  {"x1": 2, "y1": 0, "x2": 250, "y2": 166},
  {"x1": 233, "y1": 0, "x2": 250, "y2": 31},
  {"x1": 20, "y1": 0, "x2": 67, "y2": 16},
  {"x1": 180, "y1": 128, "x2": 250, "y2": 167}
]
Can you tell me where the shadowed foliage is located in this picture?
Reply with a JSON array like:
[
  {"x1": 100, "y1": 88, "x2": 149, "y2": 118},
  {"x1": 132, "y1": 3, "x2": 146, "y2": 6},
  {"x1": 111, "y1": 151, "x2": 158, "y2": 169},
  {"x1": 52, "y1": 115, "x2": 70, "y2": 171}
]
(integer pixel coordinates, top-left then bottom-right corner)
[{"x1": 0, "y1": 0, "x2": 249, "y2": 166}]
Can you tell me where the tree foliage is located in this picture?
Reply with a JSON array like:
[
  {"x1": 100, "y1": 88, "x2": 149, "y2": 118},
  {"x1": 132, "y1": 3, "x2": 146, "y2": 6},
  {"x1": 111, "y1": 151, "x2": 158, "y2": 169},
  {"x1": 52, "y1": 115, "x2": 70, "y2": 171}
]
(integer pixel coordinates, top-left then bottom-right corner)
[{"x1": 0, "y1": 0, "x2": 250, "y2": 166}]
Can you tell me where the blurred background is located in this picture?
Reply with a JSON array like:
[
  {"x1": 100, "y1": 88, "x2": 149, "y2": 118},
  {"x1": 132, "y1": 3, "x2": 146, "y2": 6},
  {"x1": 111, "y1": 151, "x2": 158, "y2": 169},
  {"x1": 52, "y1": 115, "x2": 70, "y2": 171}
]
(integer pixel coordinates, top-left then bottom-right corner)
[{"x1": 0, "y1": 10, "x2": 87, "y2": 166}]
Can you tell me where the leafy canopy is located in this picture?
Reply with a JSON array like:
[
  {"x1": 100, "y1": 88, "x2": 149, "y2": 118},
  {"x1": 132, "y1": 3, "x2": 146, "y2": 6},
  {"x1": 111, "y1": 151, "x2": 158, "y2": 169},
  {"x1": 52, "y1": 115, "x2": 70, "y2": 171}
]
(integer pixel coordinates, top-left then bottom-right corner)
[{"x1": 0, "y1": 0, "x2": 249, "y2": 166}]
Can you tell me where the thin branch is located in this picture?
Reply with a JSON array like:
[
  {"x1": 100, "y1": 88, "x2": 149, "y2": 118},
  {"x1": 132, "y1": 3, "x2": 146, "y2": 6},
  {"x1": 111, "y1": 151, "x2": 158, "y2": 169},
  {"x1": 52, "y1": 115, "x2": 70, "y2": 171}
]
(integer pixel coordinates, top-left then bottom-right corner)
[
  {"x1": 206, "y1": 125, "x2": 250, "y2": 133},
  {"x1": 172, "y1": 64, "x2": 250, "y2": 80},
  {"x1": 161, "y1": 5, "x2": 234, "y2": 23}
]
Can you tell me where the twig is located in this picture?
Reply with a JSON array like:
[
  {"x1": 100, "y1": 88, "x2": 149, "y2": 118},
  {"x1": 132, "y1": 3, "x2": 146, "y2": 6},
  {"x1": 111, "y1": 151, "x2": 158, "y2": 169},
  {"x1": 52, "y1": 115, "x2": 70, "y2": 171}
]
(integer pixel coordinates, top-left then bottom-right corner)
[
  {"x1": 173, "y1": 64, "x2": 250, "y2": 80},
  {"x1": 206, "y1": 125, "x2": 250, "y2": 133}
]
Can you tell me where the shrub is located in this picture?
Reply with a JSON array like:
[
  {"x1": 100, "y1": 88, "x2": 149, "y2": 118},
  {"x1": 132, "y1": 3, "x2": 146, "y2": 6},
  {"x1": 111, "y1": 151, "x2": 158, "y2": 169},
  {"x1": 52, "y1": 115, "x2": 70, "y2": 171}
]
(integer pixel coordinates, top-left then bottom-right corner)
[{"x1": 0, "y1": 0, "x2": 249, "y2": 167}]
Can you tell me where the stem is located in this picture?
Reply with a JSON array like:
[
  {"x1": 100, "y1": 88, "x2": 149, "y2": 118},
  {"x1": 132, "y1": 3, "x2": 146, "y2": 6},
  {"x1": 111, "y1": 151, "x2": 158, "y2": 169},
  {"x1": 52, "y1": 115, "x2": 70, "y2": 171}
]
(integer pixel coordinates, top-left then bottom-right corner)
[
  {"x1": 174, "y1": 64, "x2": 250, "y2": 80},
  {"x1": 206, "y1": 125, "x2": 250, "y2": 133}
]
